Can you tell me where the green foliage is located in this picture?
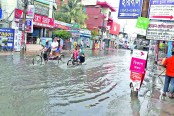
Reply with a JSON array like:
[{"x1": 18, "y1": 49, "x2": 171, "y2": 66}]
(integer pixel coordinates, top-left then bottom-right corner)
[
  {"x1": 54, "y1": 30, "x2": 72, "y2": 40},
  {"x1": 55, "y1": 0, "x2": 88, "y2": 27},
  {"x1": 91, "y1": 30, "x2": 98, "y2": 39}
]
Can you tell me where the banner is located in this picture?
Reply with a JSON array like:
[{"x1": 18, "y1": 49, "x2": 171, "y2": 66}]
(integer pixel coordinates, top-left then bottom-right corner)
[
  {"x1": 27, "y1": 5, "x2": 35, "y2": 19},
  {"x1": 130, "y1": 50, "x2": 148, "y2": 74},
  {"x1": 25, "y1": 19, "x2": 33, "y2": 33},
  {"x1": 0, "y1": 28, "x2": 15, "y2": 49},
  {"x1": 146, "y1": 20, "x2": 174, "y2": 41}
]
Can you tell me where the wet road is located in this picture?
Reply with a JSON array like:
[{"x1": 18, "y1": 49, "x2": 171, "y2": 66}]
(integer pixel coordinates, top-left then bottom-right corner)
[{"x1": 0, "y1": 49, "x2": 173, "y2": 116}]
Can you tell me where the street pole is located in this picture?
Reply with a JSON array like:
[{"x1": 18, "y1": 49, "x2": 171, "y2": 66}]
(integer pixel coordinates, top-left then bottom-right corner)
[{"x1": 22, "y1": 0, "x2": 28, "y2": 52}]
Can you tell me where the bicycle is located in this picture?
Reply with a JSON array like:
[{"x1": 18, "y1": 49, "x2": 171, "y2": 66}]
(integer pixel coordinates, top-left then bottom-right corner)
[{"x1": 32, "y1": 50, "x2": 64, "y2": 65}]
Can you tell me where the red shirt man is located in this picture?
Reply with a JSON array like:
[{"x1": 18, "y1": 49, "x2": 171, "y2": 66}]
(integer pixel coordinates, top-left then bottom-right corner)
[
  {"x1": 163, "y1": 55, "x2": 174, "y2": 77},
  {"x1": 162, "y1": 50, "x2": 174, "y2": 98}
]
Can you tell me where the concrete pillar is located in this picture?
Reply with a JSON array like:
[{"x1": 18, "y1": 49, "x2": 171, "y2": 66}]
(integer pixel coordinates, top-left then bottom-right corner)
[{"x1": 40, "y1": 28, "x2": 43, "y2": 37}]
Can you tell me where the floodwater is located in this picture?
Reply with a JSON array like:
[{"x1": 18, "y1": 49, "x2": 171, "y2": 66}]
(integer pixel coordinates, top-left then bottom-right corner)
[{"x1": 0, "y1": 49, "x2": 173, "y2": 116}]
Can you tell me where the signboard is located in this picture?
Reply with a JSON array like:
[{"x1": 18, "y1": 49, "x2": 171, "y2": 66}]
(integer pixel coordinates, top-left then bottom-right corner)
[
  {"x1": 25, "y1": 19, "x2": 33, "y2": 33},
  {"x1": 27, "y1": 5, "x2": 35, "y2": 19},
  {"x1": 0, "y1": 28, "x2": 15, "y2": 50},
  {"x1": 0, "y1": 9, "x2": 2, "y2": 19},
  {"x1": 15, "y1": 9, "x2": 54, "y2": 28},
  {"x1": 14, "y1": 29, "x2": 22, "y2": 52},
  {"x1": 34, "y1": 1, "x2": 49, "y2": 16},
  {"x1": 18, "y1": 19, "x2": 33, "y2": 33},
  {"x1": 54, "y1": 20, "x2": 72, "y2": 30},
  {"x1": 33, "y1": 14, "x2": 54, "y2": 28},
  {"x1": 17, "y1": 0, "x2": 49, "y2": 16},
  {"x1": 135, "y1": 17, "x2": 149, "y2": 36},
  {"x1": 136, "y1": 17, "x2": 150, "y2": 29},
  {"x1": 118, "y1": 0, "x2": 143, "y2": 19},
  {"x1": 130, "y1": 50, "x2": 148, "y2": 74},
  {"x1": 149, "y1": 0, "x2": 174, "y2": 20},
  {"x1": 146, "y1": 20, "x2": 174, "y2": 41}
]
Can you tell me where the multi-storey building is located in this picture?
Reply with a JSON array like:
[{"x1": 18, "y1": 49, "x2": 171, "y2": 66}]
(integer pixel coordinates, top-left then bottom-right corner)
[
  {"x1": 81, "y1": 0, "x2": 120, "y2": 48},
  {"x1": 81, "y1": 0, "x2": 119, "y2": 37}
]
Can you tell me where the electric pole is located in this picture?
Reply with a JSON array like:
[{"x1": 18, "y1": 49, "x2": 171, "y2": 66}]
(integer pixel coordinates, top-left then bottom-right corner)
[{"x1": 22, "y1": 0, "x2": 28, "y2": 52}]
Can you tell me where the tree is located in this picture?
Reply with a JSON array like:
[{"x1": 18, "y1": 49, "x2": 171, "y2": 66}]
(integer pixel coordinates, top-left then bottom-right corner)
[
  {"x1": 91, "y1": 30, "x2": 99, "y2": 40},
  {"x1": 55, "y1": 0, "x2": 88, "y2": 27},
  {"x1": 53, "y1": 30, "x2": 72, "y2": 40}
]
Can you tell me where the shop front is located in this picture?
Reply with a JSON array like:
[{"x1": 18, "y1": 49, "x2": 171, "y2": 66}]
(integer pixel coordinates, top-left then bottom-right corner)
[
  {"x1": 80, "y1": 29, "x2": 91, "y2": 48},
  {"x1": 27, "y1": 14, "x2": 54, "y2": 44},
  {"x1": 14, "y1": 9, "x2": 54, "y2": 45}
]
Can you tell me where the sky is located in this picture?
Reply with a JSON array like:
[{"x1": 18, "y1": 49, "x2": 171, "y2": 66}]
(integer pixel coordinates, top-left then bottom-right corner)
[{"x1": 106, "y1": 0, "x2": 137, "y2": 35}]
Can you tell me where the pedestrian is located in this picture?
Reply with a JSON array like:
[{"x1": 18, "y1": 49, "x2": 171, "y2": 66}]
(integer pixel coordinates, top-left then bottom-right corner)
[{"x1": 162, "y1": 49, "x2": 174, "y2": 98}]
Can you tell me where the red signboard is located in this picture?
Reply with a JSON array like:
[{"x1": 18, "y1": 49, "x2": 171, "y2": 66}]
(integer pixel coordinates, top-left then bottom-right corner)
[
  {"x1": 15, "y1": 9, "x2": 54, "y2": 28},
  {"x1": 109, "y1": 22, "x2": 120, "y2": 35},
  {"x1": 15, "y1": 9, "x2": 23, "y2": 19},
  {"x1": 33, "y1": 14, "x2": 54, "y2": 28}
]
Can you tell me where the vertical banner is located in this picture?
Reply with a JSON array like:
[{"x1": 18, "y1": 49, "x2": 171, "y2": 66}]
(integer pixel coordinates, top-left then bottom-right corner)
[
  {"x1": 0, "y1": 28, "x2": 15, "y2": 50},
  {"x1": 130, "y1": 50, "x2": 148, "y2": 74},
  {"x1": 25, "y1": 19, "x2": 33, "y2": 33},
  {"x1": 167, "y1": 41, "x2": 173, "y2": 57},
  {"x1": 27, "y1": 5, "x2": 35, "y2": 19},
  {"x1": 0, "y1": 9, "x2": 2, "y2": 19},
  {"x1": 19, "y1": 19, "x2": 33, "y2": 33}
]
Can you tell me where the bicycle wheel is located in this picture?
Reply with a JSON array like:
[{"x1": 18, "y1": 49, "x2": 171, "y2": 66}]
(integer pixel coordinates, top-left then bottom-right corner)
[
  {"x1": 32, "y1": 55, "x2": 42, "y2": 65},
  {"x1": 67, "y1": 59, "x2": 72, "y2": 66}
]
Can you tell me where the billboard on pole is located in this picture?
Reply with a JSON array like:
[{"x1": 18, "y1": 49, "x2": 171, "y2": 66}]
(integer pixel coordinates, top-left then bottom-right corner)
[{"x1": 118, "y1": 0, "x2": 143, "y2": 19}]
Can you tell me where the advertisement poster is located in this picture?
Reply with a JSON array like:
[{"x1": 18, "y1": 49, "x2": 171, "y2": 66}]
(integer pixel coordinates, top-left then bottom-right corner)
[
  {"x1": 27, "y1": 5, "x2": 35, "y2": 19},
  {"x1": 130, "y1": 50, "x2": 148, "y2": 74},
  {"x1": 14, "y1": 29, "x2": 22, "y2": 52},
  {"x1": 0, "y1": 28, "x2": 15, "y2": 50},
  {"x1": 19, "y1": 19, "x2": 33, "y2": 33},
  {"x1": 25, "y1": 19, "x2": 33, "y2": 33}
]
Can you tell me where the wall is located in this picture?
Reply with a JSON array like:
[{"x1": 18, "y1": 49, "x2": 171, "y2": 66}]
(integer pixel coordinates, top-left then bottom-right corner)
[
  {"x1": 85, "y1": 6, "x2": 104, "y2": 30},
  {"x1": 1, "y1": 0, "x2": 17, "y2": 28}
]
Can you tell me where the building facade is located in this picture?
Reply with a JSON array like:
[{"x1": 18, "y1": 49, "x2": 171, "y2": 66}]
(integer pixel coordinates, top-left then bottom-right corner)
[{"x1": 82, "y1": 0, "x2": 117, "y2": 37}]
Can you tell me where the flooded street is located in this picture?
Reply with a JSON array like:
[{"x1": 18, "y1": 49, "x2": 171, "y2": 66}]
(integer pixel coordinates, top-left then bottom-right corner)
[{"x1": 0, "y1": 49, "x2": 173, "y2": 116}]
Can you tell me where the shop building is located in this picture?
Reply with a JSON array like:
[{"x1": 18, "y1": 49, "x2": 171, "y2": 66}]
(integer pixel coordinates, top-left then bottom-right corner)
[{"x1": 15, "y1": 0, "x2": 57, "y2": 44}]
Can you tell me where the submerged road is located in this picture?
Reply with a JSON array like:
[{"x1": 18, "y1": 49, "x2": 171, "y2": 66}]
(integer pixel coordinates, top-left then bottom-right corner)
[{"x1": 0, "y1": 49, "x2": 174, "y2": 116}]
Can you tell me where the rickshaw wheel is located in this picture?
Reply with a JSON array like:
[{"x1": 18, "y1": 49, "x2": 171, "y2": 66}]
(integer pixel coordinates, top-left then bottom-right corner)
[{"x1": 32, "y1": 55, "x2": 42, "y2": 65}]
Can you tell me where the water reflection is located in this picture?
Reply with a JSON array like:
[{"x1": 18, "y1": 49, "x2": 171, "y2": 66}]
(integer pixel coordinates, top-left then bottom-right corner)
[
  {"x1": 130, "y1": 92, "x2": 140, "y2": 116},
  {"x1": 0, "y1": 50, "x2": 132, "y2": 116}
]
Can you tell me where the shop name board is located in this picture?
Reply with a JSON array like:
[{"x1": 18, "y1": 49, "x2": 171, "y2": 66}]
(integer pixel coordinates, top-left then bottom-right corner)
[
  {"x1": 80, "y1": 29, "x2": 91, "y2": 35},
  {"x1": 34, "y1": 1, "x2": 49, "y2": 16},
  {"x1": 146, "y1": 20, "x2": 174, "y2": 41},
  {"x1": 54, "y1": 20, "x2": 71, "y2": 30},
  {"x1": 17, "y1": 0, "x2": 49, "y2": 16},
  {"x1": 33, "y1": 14, "x2": 54, "y2": 28}
]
